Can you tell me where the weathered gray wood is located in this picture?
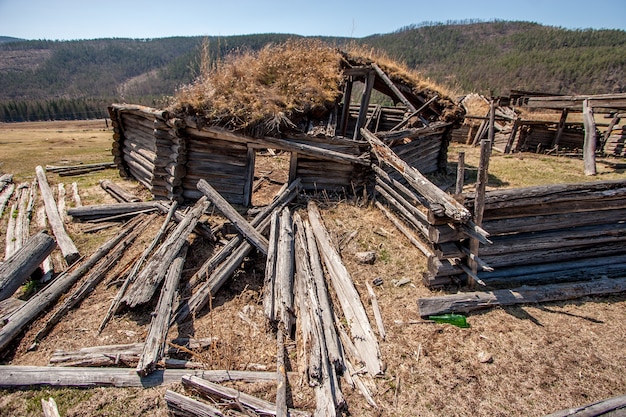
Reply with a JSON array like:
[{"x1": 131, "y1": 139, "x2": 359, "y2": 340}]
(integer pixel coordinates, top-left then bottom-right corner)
[
  {"x1": 308, "y1": 201, "x2": 384, "y2": 377},
  {"x1": 165, "y1": 390, "x2": 225, "y2": 417},
  {"x1": 263, "y1": 210, "x2": 280, "y2": 323},
  {"x1": 0, "y1": 297, "x2": 25, "y2": 321},
  {"x1": 583, "y1": 99, "x2": 597, "y2": 176},
  {"x1": 0, "y1": 173, "x2": 13, "y2": 190},
  {"x1": 122, "y1": 197, "x2": 208, "y2": 308},
  {"x1": 46, "y1": 162, "x2": 116, "y2": 174},
  {"x1": 174, "y1": 180, "x2": 300, "y2": 324},
  {"x1": 455, "y1": 152, "x2": 465, "y2": 195},
  {"x1": 41, "y1": 397, "x2": 60, "y2": 417},
  {"x1": 68, "y1": 201, "x2": 161, "y2": 220},
  {"x1": 365, "y1": 282, "x2": 386, "y2": 341},
  {"x1": 32, "y1": 215, "x2": 152, "y2": 345},
  {"x1": 0, "y1": 366, "x2": 276, "y2": 388},
  {"x1": 136, "y1": 244, "x2": 188, "y2": 376},
  {"x1": 371, "y1": 63, "x2": 417, "y2": 113},
  {"x1": 363, "y1": 128, "x2": 472, "y2": 222},
  {"x1": 49, "y1": 337, "x2": 216, "y2": 367},
  {"x1": 544, "y1": 393, "x2": 626, "y2": 417},
  {"x1": 100, "y1": 179, "x2": 141, "y2": 203},
  {"x1": 303, "y1": 219, "x2": 343, "y2": 372},
  {"x1": 374, "y1": 201, "x2": 435, "y2": 258},
  {"x1": 0, "y1": 231, "x2": 56, "y2": 301},
  {"x1": 197, "y1": 179, "x2": 268, "y2": 255},
  {"x1": 418, "y1": 277, "x2": 626, "y2": 317},
  {"x1": 275, "y1": 208, "x2": 295, "y2": 333},
  {"x1": 0, "y1": 183, "x2": 15, "y2": 219},
  {"x1": 181, "y1": 375, "x2": 311, "y2": 417},
  {"x1": 276, "y1": 329, "x2": 288, "y2": 417},
  {"x1": 56, "y1": 183, "x2": 66, "y2": 223},
  {"x1": 71, "y1": 182, "x2": 82, "y2": 207},
  {"x1": 35, "y1": 165, "x2": 80, "y2": 264},
  {"x1": 0, "y1": 218, "x2": 155, "y2": 353}
]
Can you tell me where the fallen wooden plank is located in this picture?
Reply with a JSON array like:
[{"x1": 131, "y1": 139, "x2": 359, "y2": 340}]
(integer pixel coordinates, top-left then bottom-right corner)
[
  {"x1": 0, "y1": 366, "x2": 277, "y2": 388},
  {"x1": 165, "y1": 390, "x2": 225, "y2": 417},
  {"x1": 182, "y1": 375, "x2": 311, "y2": 417},
  {"x1": 544, "y1": 393, "x2": 626, "y2": 417},
  {"x1": 197, "y1": 179, "x2": 269, "y2": 255},
  {"x1": 35, "y1": 166, "x2": 79, "y2": 264},
  {"x1": 418, "y1": 277, "x2": 626, "y2": 317},
  {"x1": 67, "y1": 201, "x2": 161, "y2": 220},
  {"x1": 308, "y1": 201, "x2": 384, "y2": 377},
  {"x1": 41, "y1": 397, "x2": 60, "y2": 417},
  {"x1": 0, "y1": 231, "x2": 56, "y2": 301},
  {"x1": 136, "y1": 244, "x2": 188, "y2": 376},
  {"x1": 100, "y1": 179, "x2": 142, "y2": 203}
]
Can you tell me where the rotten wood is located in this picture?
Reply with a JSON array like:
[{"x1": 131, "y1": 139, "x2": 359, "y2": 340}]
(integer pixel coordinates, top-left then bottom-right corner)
[
  {"x1": 100, "y1": 179, "x2": 141, "y2": 202},
  {"x1": 165, "y1": 390, "x2": 225, "y2": 417},
  {"x1": 582, "y1": 99, "x2": 597, "y2": 176}
]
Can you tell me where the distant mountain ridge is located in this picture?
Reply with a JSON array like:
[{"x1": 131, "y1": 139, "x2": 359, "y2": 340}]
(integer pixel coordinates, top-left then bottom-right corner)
[{"x1": 0, "y1": 20, "x2": 624, "y2": 122}]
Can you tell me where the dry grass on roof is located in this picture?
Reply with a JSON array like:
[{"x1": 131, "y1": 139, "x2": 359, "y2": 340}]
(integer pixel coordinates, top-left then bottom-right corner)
[
  {"x1": 343, "y1": 43, "x2": 460, "y2": 102},
  {"x1": 170, "y1": 38, "x2": 344, "y2": 134}
]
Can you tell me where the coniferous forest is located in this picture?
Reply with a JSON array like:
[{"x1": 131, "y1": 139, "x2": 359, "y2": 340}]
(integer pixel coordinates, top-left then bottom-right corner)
[{"x1": 0, "y1": 20, "x2": 625, "y2": 122}]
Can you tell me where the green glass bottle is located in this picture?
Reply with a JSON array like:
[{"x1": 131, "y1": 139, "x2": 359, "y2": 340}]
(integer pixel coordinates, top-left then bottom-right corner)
[{"x1": 428, "y1": 314, "x2": 469, "y2": 328}]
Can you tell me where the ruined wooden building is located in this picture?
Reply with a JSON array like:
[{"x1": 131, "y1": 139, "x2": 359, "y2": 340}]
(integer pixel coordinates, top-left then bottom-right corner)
[{"x1": 109, "y1": 50, "x2": 462, "y2": 206}]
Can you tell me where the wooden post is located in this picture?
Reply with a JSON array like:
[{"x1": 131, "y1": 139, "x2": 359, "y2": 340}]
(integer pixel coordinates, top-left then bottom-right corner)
[
  {"x1": 276, "y1": 329, "x2": 288, "y2": 417},
  {"x1": 243, "y1": 145, "x2": 256, "y2": 207},
  {"x1": 468, "y1": 100, "x2": 494, "y2": 287},
  {"x1": 339, "y1": 77, "x2": 353, "y2": 137},
  {"x1": 552, "y1": 108, "x2": 569, "y2": 148},
  {"x1": 35, "y1": 166, "x2": 79, "y2": 264},
  {"x1": 583, "y1": 99, "x2": 597, "y2": 176},
  {"x1": 455, "y1": 152, "x2": 465, "y2": 195},
  {"x1": 504, "y1": 118, "x2": 521, "y2": 154},
  {"x1": 600, "y1": 114, "x2": 620, "y2": 152},
  {"x1": 353, "y1": 70, "x2": 375, "y2": 140}
]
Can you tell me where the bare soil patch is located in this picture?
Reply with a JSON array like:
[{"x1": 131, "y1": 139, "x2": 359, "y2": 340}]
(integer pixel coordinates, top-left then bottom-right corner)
[{"x1": 0, "y1": 121, "x2": 626, "y2": 416}]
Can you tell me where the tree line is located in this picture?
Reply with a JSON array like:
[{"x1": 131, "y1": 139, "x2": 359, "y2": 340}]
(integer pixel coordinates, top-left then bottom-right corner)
[{"x1": 0, "y1": 21, "x2": 624, "y2": 122}]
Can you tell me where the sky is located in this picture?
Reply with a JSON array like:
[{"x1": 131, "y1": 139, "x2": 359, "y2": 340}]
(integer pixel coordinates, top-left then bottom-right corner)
[{"x1": 0, "y1": 0, "x2": 625, "y2": 41}]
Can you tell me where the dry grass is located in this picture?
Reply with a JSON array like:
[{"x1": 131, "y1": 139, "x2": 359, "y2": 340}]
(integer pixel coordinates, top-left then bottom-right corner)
[
  {"x1": 171, "y1": 38, "x2": 344, "y2": 134},
  {"x1": 1, "y1": 121, "x2": 626, "y2": 416}
]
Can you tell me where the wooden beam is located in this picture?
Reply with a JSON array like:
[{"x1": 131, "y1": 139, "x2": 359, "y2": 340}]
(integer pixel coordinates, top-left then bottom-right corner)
[
  {"x1": 371, "y1": 63, "x2": 417, "y2": 112},
  {"x1": 363, "y1": 128, "x2": 472, "y2": 222},
  {"x1": 197, "y1": 179, "x2": 268, "y2": 255},
  {"x1": 353, "y1": 69, "x2": 375, "y2": 140},
  {"x1": 418, "y1": 277, "x2": 626, "y2": 317},
  {"x1": 583, "y1": 99, "x2": 597, "y2": 176},
  {"x1": 544, "y1": 393, "x2": 626, "y2": 417}
]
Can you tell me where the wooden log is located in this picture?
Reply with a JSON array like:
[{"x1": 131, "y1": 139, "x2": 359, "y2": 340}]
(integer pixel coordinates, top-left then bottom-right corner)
[
  {"x1": 418, "y1": 277, "x2": 626, "y2": 318},
  {"x1": 46, "y1": 162, "x2": 116, "y2": 174},
  {"x1": 308, "y1": 201, "x2": 384, "y2": 377},
  {"x1": 5, "y1": 202, "x2": 18, "y2": 261},
  {"x1": 41, "y1": 397, "x2": 60, "y2": 417},
  {"x1": 544, "y1": 393, "x2": 626, "y2": 417},
  {"x1": 100, "y1": 179, "x2": 141, "y2": 203},
  {"x1": 99, "y1": 202, "x2": 179, "y2": 333},
  {"x1": 365, "y1": 282, "x2": 386, "y2": 341},
  {"x1": 0, "y1": 217, "x2": 151, "y2": 353},
  {"x1": 374, "y1": 201, "x2": 435, "y2": 258},
  {"x1": 35, "y1": 165, "x2": 80, "y2": 264},
  {"x1": 263, "y1": 210, "x2": 280, "y2": 323},
  {"x1": 197, "y1": 179, "x2": 268, "y2": 255},
  {"x1": 0, "y1": 183, "x2": 15, "y2": 219},
  {"x1": 0, "y1": 297, "x2": 25, "y2": 321},
  {"x1": 181, "y1": 375, "x2": 311, "y2": 417},
  {"x1": 455, "y1": 152, "x2": 465, "y2": 195},
  {"x1": 71, "y1": 182, "x2": 82, "y2": 207},
  {"x1": 174, "y1": 180, "x2": 300, "y2": 325},
  {"x1": 372, "y1": 63, "x2": 417, "y2": 112},
  {"x1": 0, "y1": 231, "x2": 56, "y2": 301},
  {"x1": 583, "y1": 99, "x2": 597, "y2": 176},
  {"x1": 275, "y1": 208, "x2": 295, "y2": 333},
  {"x1": 56, "y1": 183, "x2": 66, "y2": 223},
  {"x1": 122, "y1": 197, "x2": 209, "y2": 308},
  {"x1": 0, "y1": 366, "x2": 272, "y2": 388},
  {"x1": 0, "y1": 173, "x2": 13, "y2": 190},
  {"x1": 136, "y1": 244, "x2": 188, "y2": 376},
  {"x1": 303, "y1": 219, "x2": 343, "y2": 372},
  {"x1": 363, "y1": 128, "x2": 471, "y2": 222},
  {"x1": 68, "y1": 201, "x2": 161, "y2": 221},
  {"x1": 165, "y1": 390, "x2": 225, "y2": 417},
  {"x1": 32, "y1": 216, "x2": 152, "y2": 345},
  {"x1": 276, "y1": 329, "x2": 288, "y2": 417},
  {"x1": 14, "y1": 183, "x2": 32, "y2": 251},
  {"x1": 49, "y1": 337, "x2": 216, "y2": 367}
]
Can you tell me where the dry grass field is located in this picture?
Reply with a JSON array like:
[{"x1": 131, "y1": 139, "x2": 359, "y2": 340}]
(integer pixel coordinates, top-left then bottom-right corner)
[{"x1": 0, "y1": 120, "x2": 626, "y2": 416}]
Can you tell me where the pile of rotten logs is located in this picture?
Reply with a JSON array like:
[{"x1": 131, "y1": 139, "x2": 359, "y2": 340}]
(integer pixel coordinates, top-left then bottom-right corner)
[
  {"x1": 0, "y1": 169, "x2": 387, "y2": 416},
  {"x1": 603, "y1": 121, "x2": 625, "y2": 157}
]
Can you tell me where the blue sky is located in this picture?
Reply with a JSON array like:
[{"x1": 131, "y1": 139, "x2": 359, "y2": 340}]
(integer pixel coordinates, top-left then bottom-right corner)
[{"x1": 0, "y1": 0, "x2": 624, "y2": 40}]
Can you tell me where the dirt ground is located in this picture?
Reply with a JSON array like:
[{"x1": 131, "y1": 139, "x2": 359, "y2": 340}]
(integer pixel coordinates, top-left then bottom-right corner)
[{"x1": 0, "y1": 120, "x2": 626, "y2": 416}]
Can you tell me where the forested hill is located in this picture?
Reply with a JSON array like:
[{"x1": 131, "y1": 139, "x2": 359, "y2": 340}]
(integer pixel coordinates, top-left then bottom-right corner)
[{"x1": 1, "y1": 20, "x2": 625, "y2": 122}]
